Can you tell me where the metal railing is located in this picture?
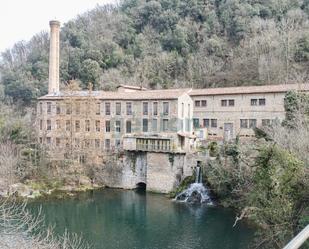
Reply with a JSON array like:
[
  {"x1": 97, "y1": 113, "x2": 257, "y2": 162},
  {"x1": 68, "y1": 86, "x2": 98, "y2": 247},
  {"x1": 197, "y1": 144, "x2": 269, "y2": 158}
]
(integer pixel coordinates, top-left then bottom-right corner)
[
  {"x1": 283, "y1": 224, "x2": 309, "y2": 249},
  {"x1": 136, "y1": 143, "x2": 171, "y2": 152}
]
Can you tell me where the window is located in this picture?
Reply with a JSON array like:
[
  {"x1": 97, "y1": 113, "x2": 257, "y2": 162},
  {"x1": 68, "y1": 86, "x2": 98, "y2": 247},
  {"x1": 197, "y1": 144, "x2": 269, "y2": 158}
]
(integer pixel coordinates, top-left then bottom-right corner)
[
  {"x1": 152, "y1": 119, "x2": 157, "y2": 132},
  {"x1": 65, "y1": 138, "x2": 70, "y2": 148},
  {"x1": 126, "y1": 120, "x2": 132, "y2": 133},
  {"x1": 95, "y1": 120, "x2": 100, "y2": 132},
  {"x1": 75, "y1": 138, "x2": 80, "y2": 148},
  {"x1": 249, "y1": 119, "x2": 257, "y2": 128},
  {"x1": 105, "y1": 120, "x2": 110, "y2": 132},
  {"x1": 115, "y1": 121, "x2": 121, "y2": 132},
  {"x1": 95, "y1": 139, "x2": 100, "y2": 149},
  {"x1": 66, "y1": 120, "x2": 71, "y2": 131},
  {"x1": 211, "y1": 119, "x2": 217, "y2": 128},
  {"x1": 203, "y1": 119, "x2": 209, "y2": 128},
  {"x1": 56, "y1": 120, "x2": 61, "y2": 129},
  {"x1": 105, "y1": 102, "x2": 111, "y2": 115},
  {"x1": 153, "y1": 102, "x2": 158, "y2": 116},
  {"x1": 39, "y1": 137, "x2": 43, "y2": 144},
  {"x1": 201, "y1": 100, "x2": 207, "y2": 107},
  {"x1": 193, "y1": 118, "x2": 200, "y2": 129},
  {"x1": 126, "y1": 102, "x2": 132, "y2": 115},
  {"x1": 116, "y1": 102, "x2": 121, "y2": 115},
  {"x1": 56, "y1": 138, "x2": 60, "y2": 147},
  {"x1": 47, "y1": 120, "x2": 51, "y2": 130},
  {"x1": 188, "y1": 104, "x2": 190, "y2": 117},
  {"x1": 39, "y1": 102, "x2": 43, "y2": 114},
  {"x1": 84, "y1": 139, "x2": 90, "y2": 148},
  {"x1": 75, "y1": 120, "x2": 80, "y2": 132},
  {"x1": 195, "y1": 100, "x2": 201, "y2": 107},
  {"x1": 143, "y1": 102, "x2": 148, "y2": 115},
  {"x1": 66, "y1": 103, "x2": 71, "y2": 115},
  {"x1": 163, "y1": 119, "x2": 169, "y2": 131},
  {"x1": 221, "y1": 100, "x2": 227, "y2": 107},
  {"x1": 262, "y1": 119, "x2": 271, "y2": 126},
  {"x1": 39, "y1": 120, "x2": 43, "y2": 130},
  {"x1": 79, "y1": 155, "x2": 85, "y2": 164},
  {"x1": 46, "y1": 137, "x2": 51, "y2": 144},
  {"x1": 251, "y1": 99, "x2": 258, "y2": 106},
  {"x1": 115, "y1": 139, "x2": 121, "y2": 149},
  {"x1": 240, "y1": 119, "x2": 248, "y2": 128},
  {"x1": 56, "y1": 103, "x2": 61, "y2": 114},
  {"x1": 251, "y1": 98, "x2": 266, "y2": 106},
  {"x1": 163, "y1": 102, "x2": 169, "y2": 115},
  {"x1": 47, "y1": 102, "x2": 51, "y2": 114},
  {"x1": 96, "y1": 103, "x2": 101, "y2": 115},
  {"x1": 85, "y1": 120, "x2": 90, "y2": 132},
  {"x1": 221, "y1": 99, "x2": 234, "y2": 107},
  {"x1": 105, "y1": 139, "x2": 111, "y2": 151},
  {"x1": 259, "y1": 98, "x2": 266, "y2": 105},
  {"x1": 143, "y1": 119, "x2": 148, "y2": 132},
  {"x1": 229, "y1": 99, "x2": 235, "y2": 106},
  {"x1": 75, "y1": 102, "x2": 80, "y2": 115}
]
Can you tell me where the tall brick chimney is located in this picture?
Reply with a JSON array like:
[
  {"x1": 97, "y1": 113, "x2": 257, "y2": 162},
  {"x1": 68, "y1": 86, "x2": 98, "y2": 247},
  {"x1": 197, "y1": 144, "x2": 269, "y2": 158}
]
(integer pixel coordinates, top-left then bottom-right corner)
[{"x1": 48, "y1": 20, "x2": 60, "y2": 94}]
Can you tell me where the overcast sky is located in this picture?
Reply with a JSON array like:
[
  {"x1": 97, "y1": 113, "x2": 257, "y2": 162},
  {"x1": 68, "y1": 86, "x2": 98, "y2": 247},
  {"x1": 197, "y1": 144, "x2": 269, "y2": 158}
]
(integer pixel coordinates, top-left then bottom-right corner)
[{"x1": 0, "y1": 0, "x2": 117, "y2": 53}]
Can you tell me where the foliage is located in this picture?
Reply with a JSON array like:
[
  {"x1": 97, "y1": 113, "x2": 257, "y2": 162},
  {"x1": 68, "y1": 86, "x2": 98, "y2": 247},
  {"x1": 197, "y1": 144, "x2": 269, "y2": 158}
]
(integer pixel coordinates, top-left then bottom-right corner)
[
  {"x1": 206, "y1": 140, "x2": 307, "y2": 248},
  {"x1": 284, "y1": 90, "x2": 309, "y2": 127},
  {"x1": 169, "y1": 174, "x2": 195, "y2": 198},
  {"x1": 1, "y1": 1, "x2": 309, "y2": 105},
  {"x1": 207, "y1": 141, "x2": 219, "y2": 157}
]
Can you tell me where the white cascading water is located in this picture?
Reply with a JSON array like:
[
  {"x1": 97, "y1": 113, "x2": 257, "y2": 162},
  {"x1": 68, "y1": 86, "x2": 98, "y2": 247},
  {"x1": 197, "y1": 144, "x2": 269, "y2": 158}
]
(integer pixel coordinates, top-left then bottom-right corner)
[{"x1": 175, "y1": 166, "x2": 213, "y2": 205}]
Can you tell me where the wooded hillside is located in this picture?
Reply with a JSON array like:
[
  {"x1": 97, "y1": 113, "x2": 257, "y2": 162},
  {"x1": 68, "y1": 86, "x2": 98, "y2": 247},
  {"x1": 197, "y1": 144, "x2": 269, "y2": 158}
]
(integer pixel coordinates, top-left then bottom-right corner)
[{"x1": 1, "y1": 0, "x2": 309, "y2": 105}]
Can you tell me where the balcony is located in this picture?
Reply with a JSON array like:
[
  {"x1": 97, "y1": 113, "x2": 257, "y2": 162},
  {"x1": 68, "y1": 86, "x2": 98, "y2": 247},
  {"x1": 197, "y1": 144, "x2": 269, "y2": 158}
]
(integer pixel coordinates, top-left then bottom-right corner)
[{"x1": 123, "y1": 136, "x2": 174, "y2": 153}]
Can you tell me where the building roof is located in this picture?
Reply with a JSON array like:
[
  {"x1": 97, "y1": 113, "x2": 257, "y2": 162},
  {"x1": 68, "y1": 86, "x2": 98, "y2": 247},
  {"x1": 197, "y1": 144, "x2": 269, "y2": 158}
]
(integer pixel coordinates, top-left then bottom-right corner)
[
  {"x1": 38, "y1": 83, "x2": 309, "y2": 101},
  {"x1": 189, "y1": 83, "x2": 309, "y2": 96},
  {"x1": 38, "y1": 89, "x2": 191, "y2": 100}
]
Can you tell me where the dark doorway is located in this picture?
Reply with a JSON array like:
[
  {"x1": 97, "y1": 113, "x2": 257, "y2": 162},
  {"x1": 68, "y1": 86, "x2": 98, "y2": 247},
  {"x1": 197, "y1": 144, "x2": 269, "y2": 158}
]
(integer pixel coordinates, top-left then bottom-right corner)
[{"x1": 136, "y1": 182, "x2": 146, "y2": 190}]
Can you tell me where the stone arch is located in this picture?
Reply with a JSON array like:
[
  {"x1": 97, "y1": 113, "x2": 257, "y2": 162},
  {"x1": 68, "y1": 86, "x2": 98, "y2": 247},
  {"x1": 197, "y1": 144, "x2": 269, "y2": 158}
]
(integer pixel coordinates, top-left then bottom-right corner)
[{"x1": 136, "y1": 182, "x2": 146, "y2": 190}]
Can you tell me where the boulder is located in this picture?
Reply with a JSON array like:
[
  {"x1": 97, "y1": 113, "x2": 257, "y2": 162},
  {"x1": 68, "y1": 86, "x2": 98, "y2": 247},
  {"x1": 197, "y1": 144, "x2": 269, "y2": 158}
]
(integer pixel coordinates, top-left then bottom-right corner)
[{"x1": 9, "y1": 183, "x2": 32, "y2": 197}]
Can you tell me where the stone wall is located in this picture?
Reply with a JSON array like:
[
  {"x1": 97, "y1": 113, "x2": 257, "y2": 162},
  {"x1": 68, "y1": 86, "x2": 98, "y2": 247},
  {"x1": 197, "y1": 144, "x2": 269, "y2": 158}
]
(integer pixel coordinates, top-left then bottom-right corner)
[{"x1": 93, "y1": 151, "x2": 194, "y2": 193}]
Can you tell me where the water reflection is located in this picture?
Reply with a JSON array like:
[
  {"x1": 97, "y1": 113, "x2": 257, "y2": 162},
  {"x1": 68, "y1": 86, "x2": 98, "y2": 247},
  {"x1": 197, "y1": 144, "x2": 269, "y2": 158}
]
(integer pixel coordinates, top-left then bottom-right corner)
[{"x1": 28, "y1": 189, "x2": 254, "y2": 249}]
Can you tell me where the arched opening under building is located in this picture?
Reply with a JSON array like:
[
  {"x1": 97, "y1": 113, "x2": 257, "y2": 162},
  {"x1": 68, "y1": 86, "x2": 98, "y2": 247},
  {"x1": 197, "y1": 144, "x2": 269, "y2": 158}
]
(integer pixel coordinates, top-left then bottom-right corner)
[{"x1": 136, "y1": 182, "x2": 146, "y2": 191}]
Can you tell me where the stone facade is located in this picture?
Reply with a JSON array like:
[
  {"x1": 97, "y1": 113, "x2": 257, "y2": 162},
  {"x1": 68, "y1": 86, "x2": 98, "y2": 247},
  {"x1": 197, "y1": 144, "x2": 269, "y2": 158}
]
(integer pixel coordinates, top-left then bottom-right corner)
[
  {"x1": 34, "y1": 20, "x2": 309, "y2": 193},
  {"x1": 93, "y1": 151, "x2": 194, "y2": 193},
  {"x1": 189, "y1": 84, "x2": 309, "y2": 140}
]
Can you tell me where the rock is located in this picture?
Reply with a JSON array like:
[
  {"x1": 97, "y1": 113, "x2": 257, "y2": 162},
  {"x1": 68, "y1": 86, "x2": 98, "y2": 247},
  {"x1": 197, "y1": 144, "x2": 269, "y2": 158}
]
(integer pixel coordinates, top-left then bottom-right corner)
[
  {"x1": 79, "y1": 176, "x2": 91, "y2": 186},
  {"x1": 9, "y1": 183, "x2": 32, "y2": 197},
  {"x1": 0, "y1": 189, "x2": 9, "y2": 198},
  {"x1": 187, "y1": 191, "x2": 202, "y2": 203}
]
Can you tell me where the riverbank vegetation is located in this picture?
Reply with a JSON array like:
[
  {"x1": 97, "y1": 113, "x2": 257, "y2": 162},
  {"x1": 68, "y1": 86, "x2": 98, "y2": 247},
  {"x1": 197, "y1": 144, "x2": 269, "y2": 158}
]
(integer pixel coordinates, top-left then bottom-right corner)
[
  {"x1": 0, "y1": 199, "x2": 90, "y2": 249},
  {"x1": 205, "y1": 91, "x2": 309, "y2": 248}
]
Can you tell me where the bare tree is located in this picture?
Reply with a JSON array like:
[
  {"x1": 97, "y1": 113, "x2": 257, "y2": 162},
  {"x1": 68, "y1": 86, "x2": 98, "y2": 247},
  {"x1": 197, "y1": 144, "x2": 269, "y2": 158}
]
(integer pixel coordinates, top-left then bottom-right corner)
[
  {"x1": 0, "y1": 199, "x2": 90, "y2": 249},
  {"x1": 0, "y1": 142, "x2": 19, "y2": 194}
]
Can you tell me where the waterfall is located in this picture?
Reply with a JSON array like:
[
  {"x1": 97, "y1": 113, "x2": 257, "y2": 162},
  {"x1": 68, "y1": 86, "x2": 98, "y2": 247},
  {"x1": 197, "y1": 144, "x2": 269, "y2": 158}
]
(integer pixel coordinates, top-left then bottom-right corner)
[
  {"x1": 195, "y1": 166, "x2": 202, "y2": 183},
  {"x1": 175, "y1": 163, "x2": 213, "y2": 205}
]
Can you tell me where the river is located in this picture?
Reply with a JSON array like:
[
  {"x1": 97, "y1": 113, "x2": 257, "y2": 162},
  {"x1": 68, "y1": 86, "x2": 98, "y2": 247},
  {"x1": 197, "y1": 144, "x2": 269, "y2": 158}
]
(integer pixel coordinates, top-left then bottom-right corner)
[{"x1": 28, "y1": 189, "x2": 254, "y2": 249}]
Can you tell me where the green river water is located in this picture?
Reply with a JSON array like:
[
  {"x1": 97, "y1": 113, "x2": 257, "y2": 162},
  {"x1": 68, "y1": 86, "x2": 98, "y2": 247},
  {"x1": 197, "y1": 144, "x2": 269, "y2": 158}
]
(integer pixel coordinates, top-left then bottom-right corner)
[{"x1": 28, "y1": 189, "x2": 255, "y2": 249}]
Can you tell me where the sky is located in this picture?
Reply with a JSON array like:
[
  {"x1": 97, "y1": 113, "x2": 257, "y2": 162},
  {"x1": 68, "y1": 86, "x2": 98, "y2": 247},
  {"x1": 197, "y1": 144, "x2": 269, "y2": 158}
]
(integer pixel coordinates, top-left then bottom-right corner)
[{"x1": 0, "y1": 0, "x2": 117, "y2": 53}]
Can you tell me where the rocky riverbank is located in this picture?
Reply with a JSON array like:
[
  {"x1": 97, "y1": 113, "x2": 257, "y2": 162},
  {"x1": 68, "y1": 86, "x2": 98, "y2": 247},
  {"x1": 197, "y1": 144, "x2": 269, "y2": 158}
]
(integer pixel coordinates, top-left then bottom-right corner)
[{"x1": 0, "y1": 175, "x2": 104, "y2": 199}]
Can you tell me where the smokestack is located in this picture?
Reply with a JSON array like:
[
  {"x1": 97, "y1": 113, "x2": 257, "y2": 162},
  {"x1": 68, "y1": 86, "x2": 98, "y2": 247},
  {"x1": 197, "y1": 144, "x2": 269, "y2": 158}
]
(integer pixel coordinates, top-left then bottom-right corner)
[{"x1": 48, "y1": 20, "x2": 60, "y2": 94}]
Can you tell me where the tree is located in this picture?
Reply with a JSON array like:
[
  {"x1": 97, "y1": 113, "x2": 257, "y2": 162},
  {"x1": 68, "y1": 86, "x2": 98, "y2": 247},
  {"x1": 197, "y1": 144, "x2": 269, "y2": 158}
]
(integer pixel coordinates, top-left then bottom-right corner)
[{"x1": 80, "y1": 59, "x2": 101, "y2": 89}]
